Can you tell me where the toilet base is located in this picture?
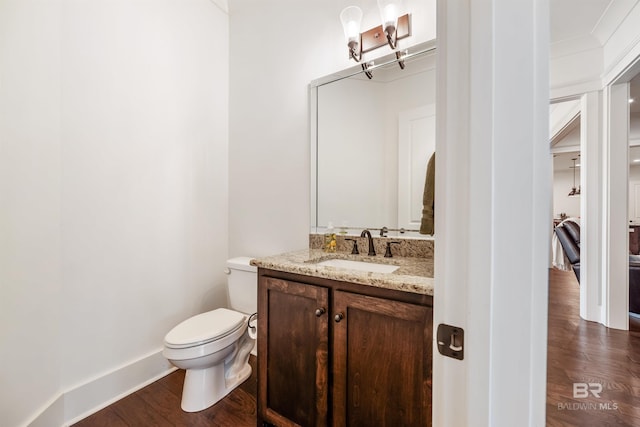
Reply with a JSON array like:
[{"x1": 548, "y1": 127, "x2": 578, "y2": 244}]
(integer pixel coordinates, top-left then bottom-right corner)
[{"x1": 180, "y1": 361, "x2": 252, "y2": 412}]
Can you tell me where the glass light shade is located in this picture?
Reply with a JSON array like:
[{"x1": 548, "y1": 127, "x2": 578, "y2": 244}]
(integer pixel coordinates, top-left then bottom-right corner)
[
  {"x1": 377, "y1": 0, "x2": 400, "y2": 33},
  {"x1": 340, "y1": 6, "x2": 363, "y2": 43}
]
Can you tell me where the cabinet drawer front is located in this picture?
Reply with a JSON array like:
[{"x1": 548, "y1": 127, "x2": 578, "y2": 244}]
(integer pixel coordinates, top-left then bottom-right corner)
[
  {"x1": 258, "y1": 276, "x2": 329, "y2": 427},
  {"x1": 332, "y1": 290, "x2": 433, "y2": 427}
]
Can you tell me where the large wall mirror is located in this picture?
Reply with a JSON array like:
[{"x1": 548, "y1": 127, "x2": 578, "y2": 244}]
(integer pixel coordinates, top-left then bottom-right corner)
[{"x1": 310, "y1": 41, "x2": 436, "y2": 238}]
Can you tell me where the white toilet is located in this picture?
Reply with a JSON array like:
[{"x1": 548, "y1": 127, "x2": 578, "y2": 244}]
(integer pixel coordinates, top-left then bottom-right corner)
[{"x1": 162, "y1": 257, "x2": 257, "y2": 412}]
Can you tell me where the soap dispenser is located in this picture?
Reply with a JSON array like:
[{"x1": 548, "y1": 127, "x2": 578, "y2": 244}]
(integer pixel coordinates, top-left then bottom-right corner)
[{"x1": 324, "y1": 222, "x2": 337, "y2": 253}]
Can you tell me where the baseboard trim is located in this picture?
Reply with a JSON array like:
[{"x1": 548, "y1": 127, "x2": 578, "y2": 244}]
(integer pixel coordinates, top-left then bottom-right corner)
[
  {"x1": 24, "y1": 394, "x2": 64, "y2": 427},
  {"x1": 27, "y1": 349, "x2": 177, "y2": 427}
]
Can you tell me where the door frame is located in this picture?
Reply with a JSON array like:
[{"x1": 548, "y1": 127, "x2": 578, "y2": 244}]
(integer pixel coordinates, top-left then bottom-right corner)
[{"x1": 433, "y1": 1, "x2": 550, "y2": 425}]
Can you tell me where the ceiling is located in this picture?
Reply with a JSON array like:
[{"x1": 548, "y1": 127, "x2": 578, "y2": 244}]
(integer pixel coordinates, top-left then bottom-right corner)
[
  {"x1": 549, "y1": 0, "x2": 639, "y2": 50},
  {"x1": 553, "y1": 152, "x2": 580, "y2": 172},
  {"x1": 554, "y1": 146, "x2": 640, "y2": 172},
  {"x1": 549, "y1": 0, "x2": 640, "y2": 172},
  {"x1": 550, "y1": 0, "x2": 610, "y2": 44}
]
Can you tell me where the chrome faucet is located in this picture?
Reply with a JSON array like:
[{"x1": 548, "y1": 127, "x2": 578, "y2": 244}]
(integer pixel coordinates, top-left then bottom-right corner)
[{"x1": 360, "y1": 229, "x2": 376, "y2": 256}]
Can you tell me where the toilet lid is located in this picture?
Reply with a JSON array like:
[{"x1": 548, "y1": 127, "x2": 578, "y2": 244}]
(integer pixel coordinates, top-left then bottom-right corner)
[{"x1": 164, "y1": 308, "x2": 245, "y2": 348}]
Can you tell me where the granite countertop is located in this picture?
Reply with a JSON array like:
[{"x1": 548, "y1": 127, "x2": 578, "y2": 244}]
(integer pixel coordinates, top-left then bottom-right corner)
[{"x1": 251, "y1": 249, "x2": 434, "y2": 296}]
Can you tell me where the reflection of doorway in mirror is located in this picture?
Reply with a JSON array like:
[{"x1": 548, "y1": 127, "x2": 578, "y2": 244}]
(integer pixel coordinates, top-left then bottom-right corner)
[
  {"x1": 398, "y1": 104, "x2": 435, "y2": 232},
  {"x1": 629, "y1": 181, "x2": 640, "y2": 224}
]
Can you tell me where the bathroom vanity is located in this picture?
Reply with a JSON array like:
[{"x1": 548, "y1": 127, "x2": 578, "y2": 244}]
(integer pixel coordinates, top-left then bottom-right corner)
[
  {"x1": 270, "y1": 38, "x2": 437, "y2": 426},
  {"x1": 252, "y1": 249, "x2": 434, "y2": 427}
]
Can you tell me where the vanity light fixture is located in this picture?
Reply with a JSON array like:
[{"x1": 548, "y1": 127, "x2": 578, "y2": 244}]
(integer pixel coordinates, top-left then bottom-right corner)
[
  {"x1": 568, "y1": 158, "x2": 580, "y2": 197},
  {"x1": 339, "y1": 6, "x2": 364, "y2": 62},
  {"x1": 378, "y1": 0, "x2": 401, "y2": 49},
  {"x1": 339, "y1": 0, "x2": 411, "y2": 75}
]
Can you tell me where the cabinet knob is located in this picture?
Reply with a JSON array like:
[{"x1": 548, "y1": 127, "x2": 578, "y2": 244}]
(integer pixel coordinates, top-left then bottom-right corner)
[
  {"x1": 334, "y1": 313, "x2": 344, "y2": 323},
  {"x1": 315, "y1": 307, "x2": 326, "y2": 317}
]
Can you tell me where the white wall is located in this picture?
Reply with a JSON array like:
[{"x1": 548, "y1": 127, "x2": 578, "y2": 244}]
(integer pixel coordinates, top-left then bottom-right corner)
[
  {"x1": 59, "y1": 0, "x2": 230, "y2": 391},
  {"x1": 553, "y1": 169, "x2": 581, "y2": 218},
  {"x1": 228, "y1": 0, "x2": 436, "y2": 257},
  {"x1": 553, "y1": 124, "x2": 581, "y2": 218},
  {"x1": 0, "y1": 1, "x2": 230, "y2": 425},
  {"x1": 0, "y1": 2, "x2": 63, "y2": 426}
]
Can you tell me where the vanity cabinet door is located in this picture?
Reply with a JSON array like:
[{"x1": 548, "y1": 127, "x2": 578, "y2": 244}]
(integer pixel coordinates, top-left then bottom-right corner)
[
  {"x1": 258, "y1": 276, "x2": 329, "y2": 427},
  {"x1": 332, "y1": 290, "x2": 433, "y2": 427}
]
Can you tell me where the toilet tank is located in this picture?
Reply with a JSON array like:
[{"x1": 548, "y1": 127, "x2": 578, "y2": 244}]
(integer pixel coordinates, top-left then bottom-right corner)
[{"x1": 226, "y1": 257, "x2": 257, "y2": 314}]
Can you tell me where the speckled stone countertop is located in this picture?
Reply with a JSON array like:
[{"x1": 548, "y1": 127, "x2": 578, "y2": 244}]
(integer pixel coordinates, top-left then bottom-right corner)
[{"x1": 251, "y1": 249, "x2": 434, "y2": 296}]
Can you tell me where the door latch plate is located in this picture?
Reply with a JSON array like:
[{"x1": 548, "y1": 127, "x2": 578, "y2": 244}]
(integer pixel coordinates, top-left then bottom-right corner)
[{"x1": 437, "y1": 324, "x2": 464, "y2": 360}]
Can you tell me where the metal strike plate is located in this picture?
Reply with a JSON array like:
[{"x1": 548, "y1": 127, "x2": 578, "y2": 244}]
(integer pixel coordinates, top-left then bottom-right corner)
[{"x1": 437, "y1": 324, "x2": 464, "y2": 360}]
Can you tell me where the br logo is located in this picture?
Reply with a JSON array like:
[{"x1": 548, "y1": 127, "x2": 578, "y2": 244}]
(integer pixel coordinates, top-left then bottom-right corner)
[{"x1": 573, "y1": 383, "x2": 603, "y2": 398}]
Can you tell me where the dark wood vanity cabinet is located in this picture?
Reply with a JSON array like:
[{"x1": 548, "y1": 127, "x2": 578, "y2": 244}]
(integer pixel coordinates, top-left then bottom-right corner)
[
  {"x1": 257, "y1": 269, "x2": 433, "y2": 427},
  {"x1": 257, "y1": 275, "x2": 329, "y2": 427},
  {"x1": 333, "y1": 290, "x2": 433, "y2": 426}
]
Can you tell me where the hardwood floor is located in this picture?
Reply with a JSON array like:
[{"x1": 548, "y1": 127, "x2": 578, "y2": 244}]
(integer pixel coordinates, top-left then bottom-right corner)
[
  {"x1": 73, "y1": 270, "x2": 640, "y2": 426},
  {"x1": 546, "y1": 268, "x2": 640, "y2": 426},
  {"x1": 72, "y1": 357, "x2": 257, "y2": 427}
]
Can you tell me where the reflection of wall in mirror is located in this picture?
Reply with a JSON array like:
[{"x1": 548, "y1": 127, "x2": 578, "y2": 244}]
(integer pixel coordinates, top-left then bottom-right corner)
[
  {"x1": 318, "y1": 77, "x2": 385, "y2": 228},
  {"x1": 398, "y1": 105, "x2": 435, "y2": 231},
  {"x1": 317, "y1": 64, "x2": 436, "y2": 230}
]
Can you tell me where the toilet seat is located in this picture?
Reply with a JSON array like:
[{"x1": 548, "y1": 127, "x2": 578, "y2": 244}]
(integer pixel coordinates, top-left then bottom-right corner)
[{"x1": 164, "y1": 308, "x2": 245, "y2": 349}]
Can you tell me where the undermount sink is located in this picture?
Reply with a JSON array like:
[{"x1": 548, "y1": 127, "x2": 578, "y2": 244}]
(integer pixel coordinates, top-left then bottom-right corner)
[{"x1": 316, "y1": 258, "x2": 399, "y2": 274}]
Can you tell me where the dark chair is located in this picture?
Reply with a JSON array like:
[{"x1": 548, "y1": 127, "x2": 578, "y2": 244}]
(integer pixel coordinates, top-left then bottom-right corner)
[
  {"x1": 555, "y1": 220, "x2": 640, "y2": 315},
  {"x1": 554, "y1": 220, "x2": 581, "y2": 282}
]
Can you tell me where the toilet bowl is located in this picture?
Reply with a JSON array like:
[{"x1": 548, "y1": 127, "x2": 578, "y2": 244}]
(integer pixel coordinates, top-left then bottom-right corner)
[{"x1": 163, "y1": 257, "x2": 257, "y2": 412}]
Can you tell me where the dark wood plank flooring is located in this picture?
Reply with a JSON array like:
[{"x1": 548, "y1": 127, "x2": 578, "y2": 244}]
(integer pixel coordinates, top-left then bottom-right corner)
[
  {"x1": 73, "y1": 270, "x2": 640, "y2": 426},
  {"x1": 72, "y1": 356, "x2": 257, "y2": 427},
  {"x1": 546, "y1": 268, "x2": 640, "y2": 426}
]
